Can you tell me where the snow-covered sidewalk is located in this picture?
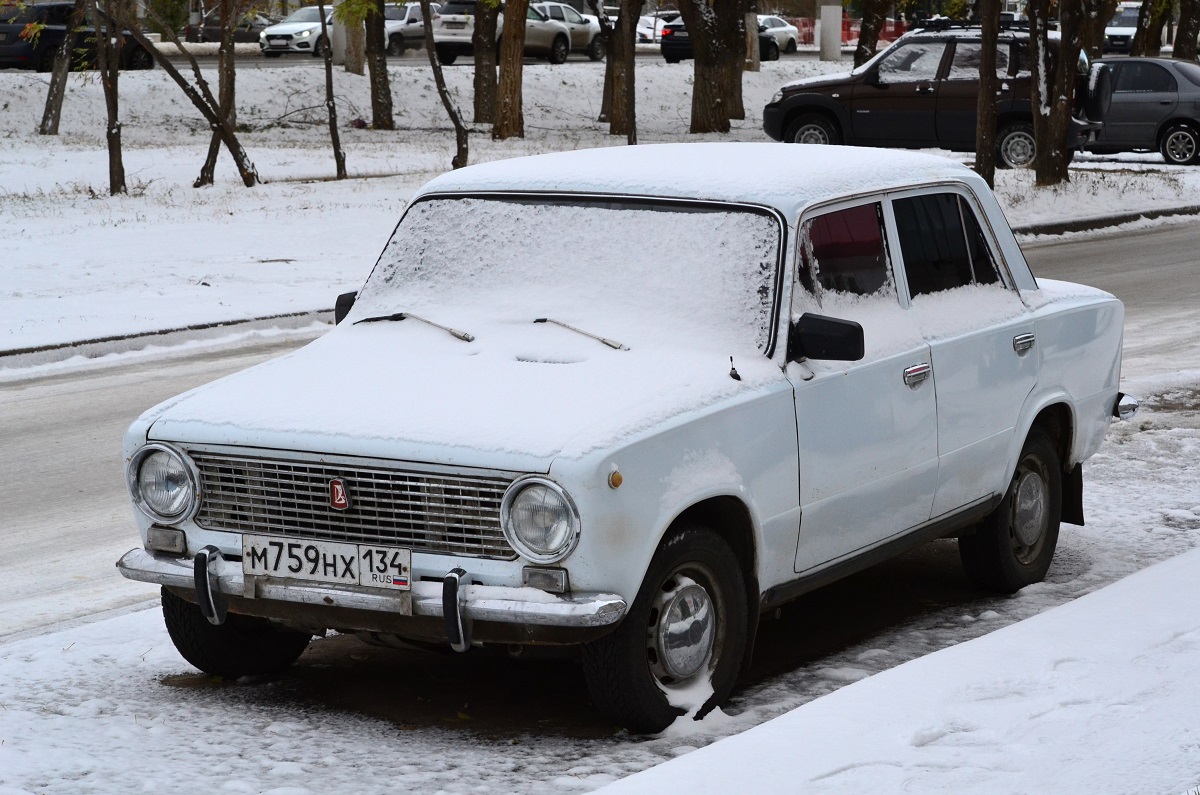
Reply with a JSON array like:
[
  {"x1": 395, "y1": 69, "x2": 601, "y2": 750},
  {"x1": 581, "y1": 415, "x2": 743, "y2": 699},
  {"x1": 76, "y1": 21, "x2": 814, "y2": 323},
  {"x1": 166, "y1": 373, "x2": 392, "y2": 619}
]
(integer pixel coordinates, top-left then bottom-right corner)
[{"x1": 602, "y1": 546, "x2": 1200, "y2": 794}]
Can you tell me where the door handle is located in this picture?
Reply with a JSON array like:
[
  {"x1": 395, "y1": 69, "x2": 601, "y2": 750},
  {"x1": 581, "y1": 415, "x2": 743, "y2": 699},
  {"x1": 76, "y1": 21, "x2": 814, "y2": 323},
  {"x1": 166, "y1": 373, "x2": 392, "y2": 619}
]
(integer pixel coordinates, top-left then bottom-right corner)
[
  {"x1": 1013, "y1": 333, "x2": 1036, "y2": 354},
  {"x1": 903, "y1": 363, "x2": 932, "y2": 387}
]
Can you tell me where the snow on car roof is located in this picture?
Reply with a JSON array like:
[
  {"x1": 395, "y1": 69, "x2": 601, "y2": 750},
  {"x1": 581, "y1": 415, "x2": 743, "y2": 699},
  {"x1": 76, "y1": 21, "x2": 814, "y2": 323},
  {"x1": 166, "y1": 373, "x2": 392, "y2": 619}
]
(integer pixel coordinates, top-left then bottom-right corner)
[{"x1": 414, "y1": 143, "x2": 977, "y2": 225}]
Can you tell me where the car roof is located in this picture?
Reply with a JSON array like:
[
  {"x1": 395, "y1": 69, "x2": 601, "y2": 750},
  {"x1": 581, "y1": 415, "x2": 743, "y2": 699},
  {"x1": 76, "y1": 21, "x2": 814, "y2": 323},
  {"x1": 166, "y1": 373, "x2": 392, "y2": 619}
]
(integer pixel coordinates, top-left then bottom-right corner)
[{"x1": 414, "y1": 143, "x2": 979, "y2": 225}]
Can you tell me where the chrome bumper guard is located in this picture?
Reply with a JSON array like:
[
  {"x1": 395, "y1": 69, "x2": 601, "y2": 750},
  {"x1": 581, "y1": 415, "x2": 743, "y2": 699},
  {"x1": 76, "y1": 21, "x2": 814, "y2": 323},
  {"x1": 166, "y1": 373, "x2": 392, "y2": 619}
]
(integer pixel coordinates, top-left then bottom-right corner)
[{"x1": 116, "y1": 548, "x2": 628, "y2": 631}]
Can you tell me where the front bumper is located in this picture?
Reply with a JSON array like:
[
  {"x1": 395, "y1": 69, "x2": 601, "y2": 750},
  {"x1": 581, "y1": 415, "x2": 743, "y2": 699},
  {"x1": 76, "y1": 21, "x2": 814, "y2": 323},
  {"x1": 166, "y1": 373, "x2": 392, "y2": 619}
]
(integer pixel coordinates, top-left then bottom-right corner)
[{"x1": 117, "y1": 548, "x2": 628, "y2": 637}]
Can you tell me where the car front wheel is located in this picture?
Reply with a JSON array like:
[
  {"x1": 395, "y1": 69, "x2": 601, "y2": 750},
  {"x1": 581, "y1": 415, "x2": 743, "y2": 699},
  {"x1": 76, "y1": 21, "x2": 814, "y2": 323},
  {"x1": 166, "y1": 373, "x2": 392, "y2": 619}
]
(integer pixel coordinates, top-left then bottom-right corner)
[
  {"x1": 996, "y1": 121, "x2": 1036, "y2": 168},
  {"x1": 763, "y1": 39, "x2": 780, "y2": 61},
  {"x1": 959, "y1": 429, "x2": 1062, "y2": 593},
  {"x1": 582, "y1": 524, "x2": 748, "y2": 734},
  {"x1": 125, "y1": 45, "x2": 154, "y2": 70},
  {"x1": 784, "y1": 112, "x2": 841, "y2": 145},
  {"x1": 548, "y1": 34, "x2": 569, "y2": 64},
  {"x1": 387, "y1": 34, "x2": 405, "y2": 56},
  {"x1": 312, "y1": 35, "x2": 327, "y2": 57},
  {"x1": 587, "y1": 34, "x2": 605, "y2": 61},
  {"x1": 161, "y1": 587, "x2": 312, "y2": 678},
  {"x1": 1160, "y1": 123, "x2": 1200, "y2": 165}
]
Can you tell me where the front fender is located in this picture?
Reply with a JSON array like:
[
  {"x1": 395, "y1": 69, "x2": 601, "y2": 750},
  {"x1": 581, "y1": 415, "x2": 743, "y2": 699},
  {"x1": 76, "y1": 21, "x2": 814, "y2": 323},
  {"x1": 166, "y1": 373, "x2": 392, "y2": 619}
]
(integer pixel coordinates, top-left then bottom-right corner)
[{"x1": 764, "y1": 94, "x2": 852, "y2": 142}]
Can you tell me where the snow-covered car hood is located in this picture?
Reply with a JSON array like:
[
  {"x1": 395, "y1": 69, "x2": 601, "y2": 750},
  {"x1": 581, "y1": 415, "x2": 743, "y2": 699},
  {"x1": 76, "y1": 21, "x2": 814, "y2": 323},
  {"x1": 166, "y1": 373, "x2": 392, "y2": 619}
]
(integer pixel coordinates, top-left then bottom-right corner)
[
  {"x1": 262, "y1": 21, "x2": 321, "y2": 35},
  {"x1": 142, "y1": 319, "x2": 780, "y2": 472},
  {"x1": 779, "y1": 71, "x2": 854, "y2": 93}
]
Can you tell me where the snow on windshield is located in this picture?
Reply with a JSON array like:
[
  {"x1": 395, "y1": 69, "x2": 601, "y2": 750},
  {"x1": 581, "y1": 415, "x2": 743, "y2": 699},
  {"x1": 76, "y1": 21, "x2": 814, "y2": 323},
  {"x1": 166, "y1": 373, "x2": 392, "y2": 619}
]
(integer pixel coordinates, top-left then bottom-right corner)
[
  {"x1": 284, "y1": 7, "x2": 322, "y2": 22},
  {"x1": 355, "y1": 197, "x2": 783, "y2": 351}
]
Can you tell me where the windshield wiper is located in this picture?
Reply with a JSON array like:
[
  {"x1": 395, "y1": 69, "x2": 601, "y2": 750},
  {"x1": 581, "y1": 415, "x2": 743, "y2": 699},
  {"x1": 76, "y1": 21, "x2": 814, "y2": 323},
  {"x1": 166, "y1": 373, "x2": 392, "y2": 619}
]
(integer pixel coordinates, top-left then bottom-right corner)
[
  {"x1": 534, "y1": 318, "x2": 628, "y2": 351},
  {"x1": 354, "y1": 312, "x2": 475, "y2": 342}
]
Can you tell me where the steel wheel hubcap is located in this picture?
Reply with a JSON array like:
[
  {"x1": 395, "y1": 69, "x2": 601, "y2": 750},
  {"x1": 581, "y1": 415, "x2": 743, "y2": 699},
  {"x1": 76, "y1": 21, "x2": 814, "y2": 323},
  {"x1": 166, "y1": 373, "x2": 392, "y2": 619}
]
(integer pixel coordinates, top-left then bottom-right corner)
[
  {"x1": 649, "y1": 576, "x2": 715, "y2": 682},
  {"x1": 1003, "y1": 133, "x2": 1035, "y2": 167},
  {"x1": 1012, "y1": 468, "x2": 1048, "y2": 550},
  {"x1": 794, "y1": 124, "x2": 829, "y2": 145}
]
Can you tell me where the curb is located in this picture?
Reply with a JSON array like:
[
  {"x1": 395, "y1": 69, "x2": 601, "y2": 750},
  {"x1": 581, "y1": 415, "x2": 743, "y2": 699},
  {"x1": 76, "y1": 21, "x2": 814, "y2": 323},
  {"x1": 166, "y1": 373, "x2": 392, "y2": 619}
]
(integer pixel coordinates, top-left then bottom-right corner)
[{"x1": 1011, "y1": 203, "x2": 1200, "y2": 236}]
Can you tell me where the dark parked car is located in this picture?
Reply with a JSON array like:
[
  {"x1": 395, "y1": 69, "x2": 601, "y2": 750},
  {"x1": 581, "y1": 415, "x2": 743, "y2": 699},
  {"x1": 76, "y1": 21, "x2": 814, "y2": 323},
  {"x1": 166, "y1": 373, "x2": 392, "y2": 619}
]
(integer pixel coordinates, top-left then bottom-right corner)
[
  {"x1": 0, "y1": 1, "x2": 154, "y2": 71},
  {"x1": 660, "y1": 19, "x2": 780, "y2": 63},
  {"x1": 184, "y1": 9, "x2": 272, "y2": 44},
  {"x1": 1086, "y1": 57, "x2": 1200, "y2": 165},
  {"x1": 762, "y1": 24, "x2": 1104, "y2": 168}
]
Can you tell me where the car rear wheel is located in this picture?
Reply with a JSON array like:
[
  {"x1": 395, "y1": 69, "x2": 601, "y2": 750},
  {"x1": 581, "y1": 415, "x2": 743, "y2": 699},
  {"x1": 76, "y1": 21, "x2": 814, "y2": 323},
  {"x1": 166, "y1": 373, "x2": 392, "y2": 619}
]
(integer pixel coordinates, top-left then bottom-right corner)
[
  {"x1": 784, "y1": 113, "x2": 840, "y2": 145},
  {"x1": 996, "y1": 122, "x2": 1036, "y2": 168},
  {"x1": 125, "y1": 45, "x2": 154, "y2": 70},
  {"x1": 161, "y1": 587, "x2": 312, "y2": 678},
  {"x1": 548, "y1": 34, "x2": 569, "y2": 64},
  {"x1": 959, "y1": 429, "x2": 1062, "y2": 593},
  {"x1": 785, "y1": 37, "x2": 797, "y2": 53},
  {"x1": 582, "y1": 524, "x2": 748, "y2": 734},
  {"x1": 587, "y1": 34, "x2": 605, "y2": 61},
  {"x1": 436, "y1": 45, "x2": 457, "y2": 64},
  {"x1": 1160, "y1": 123, "x2": 1200, "y2": 165},
  {"x1": 387, "y1": 34, "x2": 405, "y2": 56},
  {"x1": 37, "y1": 47, "x2": 56, "y2": 72}
]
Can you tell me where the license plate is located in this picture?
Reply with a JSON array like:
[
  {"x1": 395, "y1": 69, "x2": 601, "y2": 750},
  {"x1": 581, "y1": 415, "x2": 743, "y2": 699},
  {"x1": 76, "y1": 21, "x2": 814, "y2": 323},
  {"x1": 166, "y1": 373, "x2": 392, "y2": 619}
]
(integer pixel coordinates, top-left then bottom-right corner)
[
  {"x1": 674, "y1": 30, "x2": 688, "y2": 37},
  {"x1": 445, "y1": 20, "x2": 465, "y2": 28},
  {"x1": 242, "y1": 534, "x2": 411, "y2": 590}
]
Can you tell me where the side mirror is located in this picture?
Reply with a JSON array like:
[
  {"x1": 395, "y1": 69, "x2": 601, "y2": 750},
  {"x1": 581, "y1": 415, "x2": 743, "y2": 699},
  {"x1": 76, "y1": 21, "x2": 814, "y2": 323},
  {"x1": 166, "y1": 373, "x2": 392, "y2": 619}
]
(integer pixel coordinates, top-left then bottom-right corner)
[
  {"x1": 334, "y1": 291, "x2": 357, "y2": 325},
  {"x1": 787, "y1": 312, "x2": 864, "y2": 363},
  {"x1": 864, "y1": 69, "x2": 882, "y2": 88},
  {"x1": 758, "y1": 23, "x2": 767, "y2": 31}
]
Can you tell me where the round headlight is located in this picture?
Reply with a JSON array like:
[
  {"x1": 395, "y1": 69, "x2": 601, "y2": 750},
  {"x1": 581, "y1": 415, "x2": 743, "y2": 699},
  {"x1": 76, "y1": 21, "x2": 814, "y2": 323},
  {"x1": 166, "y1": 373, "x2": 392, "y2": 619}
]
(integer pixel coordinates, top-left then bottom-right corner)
[
  {"x1": 127, "y1": 443, "x2": 199, "y2": 524},
  {"x1": 500, "y1": 477, "x2": 580, "y2": 563}
]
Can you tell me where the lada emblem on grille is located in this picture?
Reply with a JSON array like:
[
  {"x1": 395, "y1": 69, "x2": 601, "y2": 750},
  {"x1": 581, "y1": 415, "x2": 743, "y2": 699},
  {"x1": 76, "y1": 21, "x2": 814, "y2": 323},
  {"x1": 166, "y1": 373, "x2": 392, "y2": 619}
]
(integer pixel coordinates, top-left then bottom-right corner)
[{"x1": 329, "y1": 478, "x2": 352, "y2": 511}]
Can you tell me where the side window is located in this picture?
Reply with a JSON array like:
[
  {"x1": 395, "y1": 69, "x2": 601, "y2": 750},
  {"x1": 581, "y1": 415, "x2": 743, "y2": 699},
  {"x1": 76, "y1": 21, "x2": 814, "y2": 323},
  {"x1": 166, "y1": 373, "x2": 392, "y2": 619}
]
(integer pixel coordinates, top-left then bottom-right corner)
[
  {"x1": 1114, "y1": 62, "x2": 1176, "y2": 92},
  {"x1": 548, "y1": 5, "x2": 565, "y2": 20},
  {"x1": 564, "y1": 7, "x2": 584, "y2": 23},
  {"x1": 798, "y1": 203, "x2": 892, "y2": 298},
  {"x1": 893, "y1": 193, "x2": 999, "y2": 297},
  {"x1": 876, "y1": 42, "x2": 948, "y2": 84},
  {"x1": 947, "y1": 41, "x2": 1009, "y2": 80},
  {"x1": 527, "y1": 7, "x2": 544, "y2": 20}
]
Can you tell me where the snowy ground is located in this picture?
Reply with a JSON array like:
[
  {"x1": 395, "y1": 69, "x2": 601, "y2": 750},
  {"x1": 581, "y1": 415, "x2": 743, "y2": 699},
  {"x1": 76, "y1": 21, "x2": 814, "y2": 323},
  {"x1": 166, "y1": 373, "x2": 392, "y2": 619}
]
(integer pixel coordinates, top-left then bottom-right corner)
[{"x1": 2, "y1": 56, "x2": 1200, "y2": 793}]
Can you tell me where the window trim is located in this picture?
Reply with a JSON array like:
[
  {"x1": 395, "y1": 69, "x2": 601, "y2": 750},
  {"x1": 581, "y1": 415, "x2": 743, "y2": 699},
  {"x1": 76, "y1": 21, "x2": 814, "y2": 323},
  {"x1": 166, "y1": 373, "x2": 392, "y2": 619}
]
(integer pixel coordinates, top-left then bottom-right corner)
[{"x1": 792, "y1": 194, "x2": 900, "y2": 311}]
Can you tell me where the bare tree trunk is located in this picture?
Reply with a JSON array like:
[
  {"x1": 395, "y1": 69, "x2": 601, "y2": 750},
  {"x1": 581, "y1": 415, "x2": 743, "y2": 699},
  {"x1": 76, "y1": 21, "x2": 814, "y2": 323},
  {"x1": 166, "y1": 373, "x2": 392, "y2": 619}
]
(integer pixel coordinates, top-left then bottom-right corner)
[
  {"x1": 318, "y1": 0, "x2": 347, "y2": 178},
  {"x1": 587, "y1": 0, "x2": 613, "y2": 122},
  {"x1": 115, "y1": 4, "x2": 259, "y2": 186},
  {"x1": 1176, "y1": 0, "x2": 1200, "y2": 60},
  {"x1": 39, "y1": 0, "x2": 88, "y2": 135},
  {"x1": 975, "y1": 0, "x2": 999, "y2": 187},
  {"x1": 472, "y1": 0, "x2": 499, "y2": 123},
  {"x1": 492, "y1": 0, "x2": 528, "y2": 139},
  {"x1": 855, "y1": 0, "x2": 890, "y2": 66},
  {"x1": 96, "y1": 0, "x2": 126, "y2": 194},
  {"x1": 1131, "y1": 0, "x2": 1168, "y2": 54},
  {"x1": 365, "y1": 0, "x2": 394, "y2": 128},
  {"x1": 196, "y1": 0, "x2": 238, "y2": 187},
  {"x1": 1081, "y1": 0, "x2": 1118, "y2": 59},
  {"x1": 1029, "y1": 0, "x2": 1082, "y2": 186},
  {"x1": 608, "y1": 0, "x2": 637, "y2": 137},
  {"x1": 726, "y1": 0, "x2": 745, "y2": 121},
  {"x1": 420, "y1": 0, "x2": 469, "y2": 167},
  {"x1": 677, "y1": 0, "x2": 731, "y2": 133},
  {"x1": 345, "y1": 16, "x2": 366, "y2": 75}
]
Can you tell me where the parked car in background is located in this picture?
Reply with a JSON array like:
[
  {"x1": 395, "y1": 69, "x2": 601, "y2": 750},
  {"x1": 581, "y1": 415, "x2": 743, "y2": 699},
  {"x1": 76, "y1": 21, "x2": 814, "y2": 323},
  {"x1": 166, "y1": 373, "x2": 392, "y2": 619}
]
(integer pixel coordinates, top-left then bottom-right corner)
[
  {"x1": 762, "y1": 23, "x2": 1105, "y2": 168},
  {"x1": 1103, "y1": 2, "x2": 1139, "y2": 54},
  {"x1": 636, "y1": 8, "x2": 678, "y2": 43},
  {"x1": 116, "y1": 142, "x2": 1133, "y2": 734},
  {"x1": 661, "y1": 18, "x2": 780, "y2": 63},
  {"x1": 432, "y1": 0, "x2": 572, "y2": 64},
  {"x1": 0, "y1": 1, "x2": 154, "y2": 71},
  {"x1": 757, "y1": 14, "x2": 798, "y2": 53},
  {"x1": 1087, "y1": 57, "x2": 1200, "y2": 165},
  {"x1": 185, "y1": 9, "x2": 272, "y2": 43},
  {"x1": 533, "y1": 0, "x2": 603, "y2": 60},
  {"x1": 259, "y1": 5, "x2": 332, "y2": 57},
  {"x1": 383, "y1": 1, "x2": 439, "y2": 55}
]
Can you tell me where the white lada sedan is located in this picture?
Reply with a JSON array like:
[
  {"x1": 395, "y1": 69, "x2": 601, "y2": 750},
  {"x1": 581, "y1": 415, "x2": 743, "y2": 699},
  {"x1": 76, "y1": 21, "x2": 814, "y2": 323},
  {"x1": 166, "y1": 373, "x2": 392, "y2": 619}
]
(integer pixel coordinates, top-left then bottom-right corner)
[{"x1": 117, "y1": 143, "x2": 1136, "y2": 733}]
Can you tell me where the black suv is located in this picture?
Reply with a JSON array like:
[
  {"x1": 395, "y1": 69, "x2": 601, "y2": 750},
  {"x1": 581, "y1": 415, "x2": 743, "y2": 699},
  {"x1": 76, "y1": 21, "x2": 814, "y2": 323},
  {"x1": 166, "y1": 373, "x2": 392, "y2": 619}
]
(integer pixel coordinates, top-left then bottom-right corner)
[
  {"x1": 0, "y1": 2, "x2": 154, "y2": 71},
  {"x1": 763, "y1": 24, "x2": 1104, "y2": 168}
]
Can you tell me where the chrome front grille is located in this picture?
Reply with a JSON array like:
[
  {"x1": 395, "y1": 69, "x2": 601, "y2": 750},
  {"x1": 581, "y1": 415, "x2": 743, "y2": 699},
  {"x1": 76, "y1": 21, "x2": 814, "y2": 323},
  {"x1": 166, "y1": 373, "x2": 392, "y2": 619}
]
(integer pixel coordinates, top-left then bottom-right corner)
[{"x1": 190, "y1": 452, "x2": 517, "y2": 560}]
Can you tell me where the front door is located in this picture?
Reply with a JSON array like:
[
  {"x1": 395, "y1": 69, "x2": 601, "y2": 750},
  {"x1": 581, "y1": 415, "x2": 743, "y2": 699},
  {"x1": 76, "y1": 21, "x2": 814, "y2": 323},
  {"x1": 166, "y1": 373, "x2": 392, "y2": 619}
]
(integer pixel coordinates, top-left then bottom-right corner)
[
  {"x1": 936, "y1": 40, "x2": 1012, "y2": 149},
  {"x1": 788, "y1": 200, "x2": 939, "y2": 573},
  {"x1": 851, "y1": 40, "x2": 948, "y2": 145}
]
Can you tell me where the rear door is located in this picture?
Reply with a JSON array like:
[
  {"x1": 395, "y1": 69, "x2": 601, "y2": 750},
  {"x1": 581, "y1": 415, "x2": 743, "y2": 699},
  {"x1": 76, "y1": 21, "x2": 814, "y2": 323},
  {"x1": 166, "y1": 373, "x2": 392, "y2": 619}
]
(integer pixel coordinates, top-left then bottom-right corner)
[
  {"x1": 851, "y1": 40, "x2": 949, "y2": 145},
  {"x1": 1101, "y1": 60, "x2": 1178, "y2": 147}
]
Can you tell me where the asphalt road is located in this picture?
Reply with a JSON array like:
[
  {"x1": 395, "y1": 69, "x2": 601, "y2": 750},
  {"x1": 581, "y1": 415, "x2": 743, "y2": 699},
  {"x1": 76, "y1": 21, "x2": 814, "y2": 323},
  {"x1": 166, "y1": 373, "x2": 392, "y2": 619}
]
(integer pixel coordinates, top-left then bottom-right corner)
[{"x1": 1, "y1": 221, "x2": 1194, "y2": 731}]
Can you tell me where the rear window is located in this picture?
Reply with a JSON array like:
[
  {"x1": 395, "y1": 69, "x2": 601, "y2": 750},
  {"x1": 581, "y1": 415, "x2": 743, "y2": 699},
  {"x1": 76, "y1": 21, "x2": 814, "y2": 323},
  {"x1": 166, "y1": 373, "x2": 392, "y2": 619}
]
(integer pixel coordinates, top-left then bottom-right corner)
[
  {"x1": 440, "y1": 0, "x2": 476, "y2": 13},
  {"x1": 1177, "y1": 60, "x2": 1200, "y2": 88}
]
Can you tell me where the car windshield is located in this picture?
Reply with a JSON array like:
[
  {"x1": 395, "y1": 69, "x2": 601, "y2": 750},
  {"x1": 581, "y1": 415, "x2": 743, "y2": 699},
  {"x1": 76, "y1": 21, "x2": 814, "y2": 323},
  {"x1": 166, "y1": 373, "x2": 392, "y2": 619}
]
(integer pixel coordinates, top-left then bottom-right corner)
[
  {"x1": 0, "y1": 6, "x2": 39, "y2": 22},
  {"x1": 355, "y1": 197, "x2": 783, "y2": 351},
  {"x1": 1110, "y1": 8, "x2": 1139, "y2": 25},
  {"x1": 283, "y1": 6, "x2": 322, "y2": 23}
]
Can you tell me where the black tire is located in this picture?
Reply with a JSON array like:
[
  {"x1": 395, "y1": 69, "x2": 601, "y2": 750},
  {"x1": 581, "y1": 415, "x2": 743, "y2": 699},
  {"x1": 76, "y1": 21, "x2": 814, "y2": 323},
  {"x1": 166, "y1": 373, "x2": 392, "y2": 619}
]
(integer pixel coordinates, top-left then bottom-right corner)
[
  {"x1": 125, "y1": 46, "x2": 154, "y2": 70},
  {"x1": 784, "y1": 37, "x2": 797, "y2": 54},
  {"x1": 436, "y1": 45, "x2": 457, "y2": 64},
  {"x1": 36, "y1": 46, "x2": 56, "y2": 73},
  {"x1": 582, "y1": 524, "x2": 748, "y2": 734},
  {"x1": 311, "y1": 35, "x2": 327, "y2": 57},
  {"x1": 387, "y1": 34, "x2": 405, "y2": 56},
  {"x1": 1083, "y1": 63, "x2": 1112, "y2": 122},
  {"x1": 161, "y1": 587, "x2": 312, "y2": 678},
  {"x1": 996, "y1": 121, "x2": 1036, "y2": 169},
  {"x1": 784, "y1": 112, "x2": 841, "y2": 145},
  {"x1": 1160, "y1": 122, "x2": 1200, "y2": 165},
  {"x1": 762, "y1": 39, "x2": 779, "y2": 61},
  {"x1": 664, "y1": 56, "x2": 680, "y2": 64},
  {"x1": 587, "y1": 34, "x2": 605, "y2": 61},
  {"x1": 548, "y1": 34, "x2": 569, "y2": 64},
  {"x1": 959, "y1": 430, "x2": 1062, "y2": 594}
]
